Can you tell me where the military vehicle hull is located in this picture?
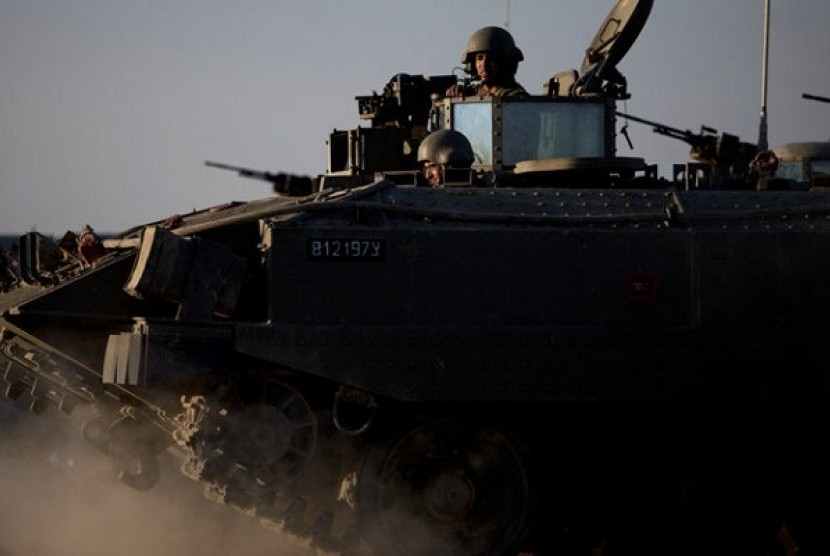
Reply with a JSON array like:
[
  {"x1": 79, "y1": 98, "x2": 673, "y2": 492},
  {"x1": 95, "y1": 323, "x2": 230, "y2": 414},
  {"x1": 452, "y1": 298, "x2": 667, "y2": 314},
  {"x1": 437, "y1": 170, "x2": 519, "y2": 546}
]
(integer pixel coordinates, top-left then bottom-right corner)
[{"x1": 3, "y1": 181, "x2": 830, "y2": 555}]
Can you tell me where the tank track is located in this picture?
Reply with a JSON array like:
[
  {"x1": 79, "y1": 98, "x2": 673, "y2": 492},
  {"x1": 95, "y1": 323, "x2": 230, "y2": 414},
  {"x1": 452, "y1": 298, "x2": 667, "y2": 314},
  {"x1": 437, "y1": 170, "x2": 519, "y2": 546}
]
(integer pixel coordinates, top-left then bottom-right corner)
[
  {"x1": 172, "y1": 392, "x2": 367, "y2": 555},
  {"x1": 1, "y1": 318, "x2": 100, "y2": 416},
  {"x1": 0, "y1": 318, "x2": 368, "y2": 555}
]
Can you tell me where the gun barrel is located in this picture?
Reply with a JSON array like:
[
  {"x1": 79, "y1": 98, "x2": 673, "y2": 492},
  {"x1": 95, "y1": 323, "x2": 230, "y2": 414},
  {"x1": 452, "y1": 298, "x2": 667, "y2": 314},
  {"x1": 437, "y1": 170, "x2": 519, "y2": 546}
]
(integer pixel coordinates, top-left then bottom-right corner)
[
  {"x1": 803, "y1": 93, "x2": 830, "y2": 104},
  {"x1": 205, "y1": 160, "x2": 316, "y2": 197},
  {"x1": 205, "y1": 160, "x2": 247, "y2": 173},
  {"x1": 205, "y1": 160, "x2": 272, "y2": 182},
  {"x1": 616, "y1": 111, "x2": 698, "y2": 145},
  {"x1": 616, "y1": 112, "x2": 662, "y2": 129},
  {"x1": 616, "y1": 111, "x2": 688, "y2": 136}
]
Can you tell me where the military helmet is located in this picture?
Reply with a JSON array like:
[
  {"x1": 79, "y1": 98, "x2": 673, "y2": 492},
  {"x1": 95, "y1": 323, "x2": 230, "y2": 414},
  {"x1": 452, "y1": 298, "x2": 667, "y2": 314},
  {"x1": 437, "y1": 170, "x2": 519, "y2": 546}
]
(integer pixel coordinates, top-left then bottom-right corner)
[
  {"x1": 461, "y1": 26, "x2": 524, "y2": 68},
  {"x1": 417, "y1": 130, "x2": 475, "y2": 168}
]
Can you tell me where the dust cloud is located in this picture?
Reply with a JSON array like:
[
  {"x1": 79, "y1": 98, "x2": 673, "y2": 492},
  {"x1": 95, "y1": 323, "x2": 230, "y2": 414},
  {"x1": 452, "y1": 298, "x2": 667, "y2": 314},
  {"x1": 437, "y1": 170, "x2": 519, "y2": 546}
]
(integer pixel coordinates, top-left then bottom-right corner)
[{"x1": 0, "y1": 401, "x2": 311, "y2": 556}]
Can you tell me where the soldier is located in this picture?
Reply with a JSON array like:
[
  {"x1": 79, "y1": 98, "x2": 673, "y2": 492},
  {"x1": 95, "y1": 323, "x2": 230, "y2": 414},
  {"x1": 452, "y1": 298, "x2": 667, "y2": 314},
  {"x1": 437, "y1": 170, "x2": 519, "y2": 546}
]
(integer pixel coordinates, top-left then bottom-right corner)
[
  {"x1": 0, "y1": 244, "x2": 19, "y2": 291},
  {"x1": 446, "y1": 26, "x2": 528, "y2": 98},
  {"x1": 417, "y1": 129, "x2": 476, "y2": 188}
]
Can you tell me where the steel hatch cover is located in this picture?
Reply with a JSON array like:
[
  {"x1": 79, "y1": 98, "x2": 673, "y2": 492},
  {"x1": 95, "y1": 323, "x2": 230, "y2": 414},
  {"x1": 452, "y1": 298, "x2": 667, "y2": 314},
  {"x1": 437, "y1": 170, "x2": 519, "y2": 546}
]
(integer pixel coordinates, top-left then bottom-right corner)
[{"x1": 580, "y1": 0, "x2": 654, "y2": 80}]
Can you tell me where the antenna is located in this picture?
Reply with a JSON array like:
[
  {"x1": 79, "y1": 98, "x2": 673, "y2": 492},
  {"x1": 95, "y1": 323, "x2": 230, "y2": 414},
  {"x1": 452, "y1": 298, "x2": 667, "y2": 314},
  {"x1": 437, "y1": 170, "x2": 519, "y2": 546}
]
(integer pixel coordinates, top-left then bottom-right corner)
[
  {"x1": 757, "y1": 0, "x2": 771, "y2": 150},
  {"x1": 503, "y1": 0, "x2": 510, "y2": 28}
]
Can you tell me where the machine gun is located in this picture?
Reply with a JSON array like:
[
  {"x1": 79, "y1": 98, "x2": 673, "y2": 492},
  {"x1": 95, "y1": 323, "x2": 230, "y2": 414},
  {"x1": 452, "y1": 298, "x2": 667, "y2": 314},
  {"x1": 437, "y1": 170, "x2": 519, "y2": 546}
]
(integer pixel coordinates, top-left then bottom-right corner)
[
  {"x1": 205, "y1": 161, "x2": 316, "y2": 197},
  {"x1": 328, "y1": 74, "x2": 458, "y2": 176},
  {"x1": 355, "y1": 73, "x2": 456, "y2": 130},
  {"x1": 617, "y1": 112, "x2": 758, "y2": 188}
]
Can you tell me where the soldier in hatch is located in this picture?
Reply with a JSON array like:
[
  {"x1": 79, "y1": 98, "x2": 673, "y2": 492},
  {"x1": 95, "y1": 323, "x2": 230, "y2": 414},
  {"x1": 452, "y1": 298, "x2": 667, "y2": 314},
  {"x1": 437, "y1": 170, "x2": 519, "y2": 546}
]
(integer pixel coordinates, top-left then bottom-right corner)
[
  {"x1": 446, "y1": 26, "x2": 528, "y2": 98},
  {"x1": 0, "y1": 244, "x2": 18, "y2": 291},
  {"x1": 417, "y1": 129, "x2": 476, "y2": 188}
]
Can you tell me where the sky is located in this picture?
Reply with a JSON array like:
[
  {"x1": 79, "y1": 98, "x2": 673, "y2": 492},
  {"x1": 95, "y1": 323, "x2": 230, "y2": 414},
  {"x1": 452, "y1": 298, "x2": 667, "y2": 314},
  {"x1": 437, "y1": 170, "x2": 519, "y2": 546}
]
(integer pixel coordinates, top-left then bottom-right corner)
[{"x1": 1, "y1": 0, "x2": 828, "y2": 237}]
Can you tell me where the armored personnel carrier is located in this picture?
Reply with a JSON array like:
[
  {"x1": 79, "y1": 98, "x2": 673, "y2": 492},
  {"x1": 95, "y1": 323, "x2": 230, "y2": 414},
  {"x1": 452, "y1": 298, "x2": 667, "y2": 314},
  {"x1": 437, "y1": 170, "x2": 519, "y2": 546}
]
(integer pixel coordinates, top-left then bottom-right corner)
[{"x1": 2, "y1": 1, "x2": 828, "y2": 554}]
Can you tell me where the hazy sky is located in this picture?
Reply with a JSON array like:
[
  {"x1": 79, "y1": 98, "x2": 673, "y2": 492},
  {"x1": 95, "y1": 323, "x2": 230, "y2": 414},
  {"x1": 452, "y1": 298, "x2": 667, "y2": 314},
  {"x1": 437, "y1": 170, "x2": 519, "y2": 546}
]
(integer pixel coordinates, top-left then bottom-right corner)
[{"x1": 1, "y1": 0, "x2": 828, "y2": 236}]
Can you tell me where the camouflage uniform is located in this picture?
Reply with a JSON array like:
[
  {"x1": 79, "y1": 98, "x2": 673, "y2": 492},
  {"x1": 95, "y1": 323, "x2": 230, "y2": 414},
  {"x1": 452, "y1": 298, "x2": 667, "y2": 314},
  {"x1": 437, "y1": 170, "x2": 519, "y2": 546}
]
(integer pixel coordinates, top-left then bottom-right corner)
[{"x1": 463, "y1": 81, "x2": 528, "y2": 98}]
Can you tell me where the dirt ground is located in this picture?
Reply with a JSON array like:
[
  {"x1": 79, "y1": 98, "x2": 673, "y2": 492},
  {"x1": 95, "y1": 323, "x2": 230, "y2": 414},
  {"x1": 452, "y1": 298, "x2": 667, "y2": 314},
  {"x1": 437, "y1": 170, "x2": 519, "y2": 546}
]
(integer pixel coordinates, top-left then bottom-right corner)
[{"x1": 0, "y1": 401, "x2": 311, "y2": 556}]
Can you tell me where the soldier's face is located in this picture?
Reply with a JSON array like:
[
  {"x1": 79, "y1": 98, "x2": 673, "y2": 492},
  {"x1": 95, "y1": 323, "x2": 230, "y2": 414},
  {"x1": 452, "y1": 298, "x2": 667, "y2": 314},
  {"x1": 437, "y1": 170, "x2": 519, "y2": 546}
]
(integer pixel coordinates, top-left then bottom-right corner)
[
  {"x1": 423, "y1": 163, "x2": 444, "y2": 188},
  {"x1": 475, "y1": 52, "x2": 501, "y2": 82}
]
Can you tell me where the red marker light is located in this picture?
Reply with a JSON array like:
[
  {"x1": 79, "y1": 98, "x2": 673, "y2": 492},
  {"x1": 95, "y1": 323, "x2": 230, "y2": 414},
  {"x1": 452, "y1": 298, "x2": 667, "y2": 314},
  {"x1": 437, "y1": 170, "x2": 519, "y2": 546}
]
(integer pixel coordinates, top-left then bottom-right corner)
[{"x1": 626, "y1": 272, "x2": 659, "y2": 302}]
